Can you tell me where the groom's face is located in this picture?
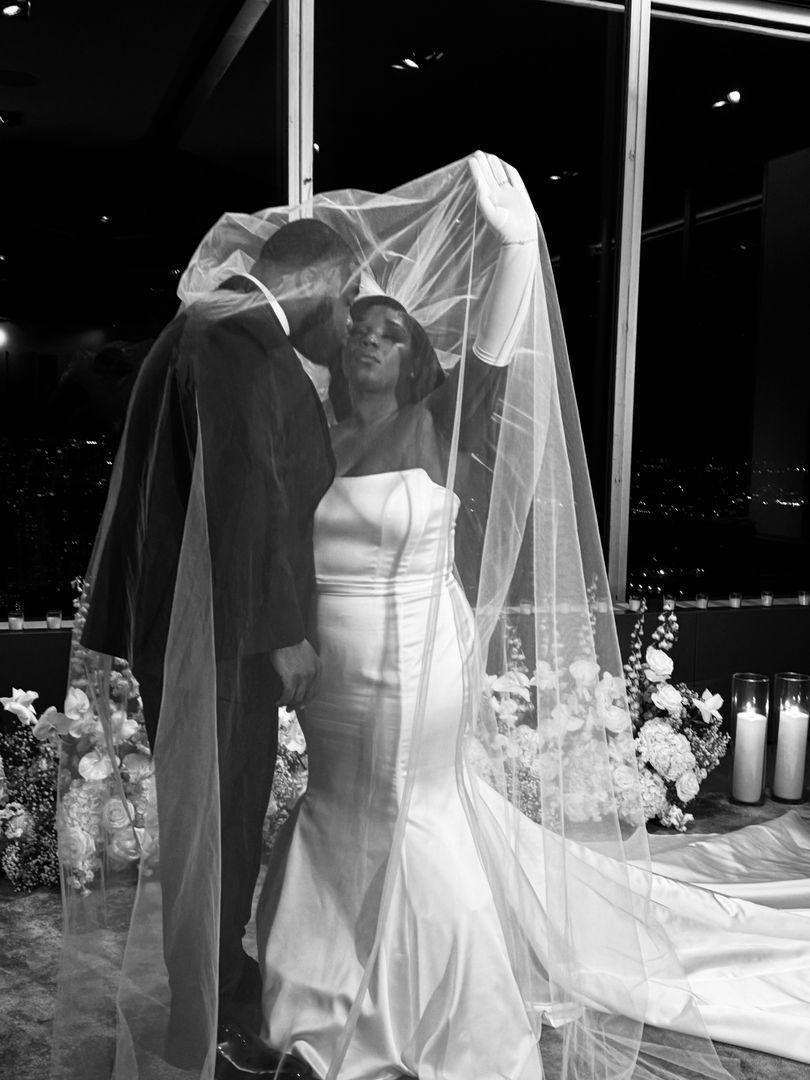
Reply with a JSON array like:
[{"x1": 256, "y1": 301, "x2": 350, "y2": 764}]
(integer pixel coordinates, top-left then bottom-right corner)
[{"x1": 295, "y1": 264, "x2": 360, "y2": 367}]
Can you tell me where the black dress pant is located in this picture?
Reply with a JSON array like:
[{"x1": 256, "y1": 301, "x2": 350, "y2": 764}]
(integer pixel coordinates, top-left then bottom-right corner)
[{"x1": 137, "y1": 651, "x2": 279, "y2": 1056}]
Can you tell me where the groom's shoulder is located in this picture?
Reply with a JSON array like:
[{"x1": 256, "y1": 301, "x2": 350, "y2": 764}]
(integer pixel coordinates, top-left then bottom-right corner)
[{"x1": 182, "y1": 285, "x2": 288, "y2": 347}]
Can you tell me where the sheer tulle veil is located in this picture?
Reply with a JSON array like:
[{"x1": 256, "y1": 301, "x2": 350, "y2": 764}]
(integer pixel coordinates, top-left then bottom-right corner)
[{"x1": 51, "y1": 155, "x2": 736, "y2": 1080}]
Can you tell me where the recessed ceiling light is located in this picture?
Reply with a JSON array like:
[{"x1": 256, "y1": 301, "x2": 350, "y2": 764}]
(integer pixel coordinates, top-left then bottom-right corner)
[
  {"x1": 99, "y1": 215, "x2": 109, "y2": 224},
  {"x1": 403, "y1": 58, "x2": 419, "y2": 69},
  {"x1": 2, "y1": 1, "x2": 31, "y2": 18},
  {"x1": 549, "y1": 174, "x2": 562, "y2": 182},
  {"x1": 726, "y1": 89, "x2": 742, "y2": 104},
  {"x1": 711, "y1": 100, "x2": 726, "y2": 109}
]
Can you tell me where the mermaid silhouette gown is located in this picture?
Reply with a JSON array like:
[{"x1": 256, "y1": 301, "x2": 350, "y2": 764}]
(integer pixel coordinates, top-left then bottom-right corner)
[{"x1": 256, "y1": 468, "x2": 810, "y2": 1079}]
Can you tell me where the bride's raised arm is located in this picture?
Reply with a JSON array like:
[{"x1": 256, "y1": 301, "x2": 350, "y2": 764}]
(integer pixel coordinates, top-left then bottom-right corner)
[{"x1": 427, "y1": 151, "x2": 539, "y2": 448}]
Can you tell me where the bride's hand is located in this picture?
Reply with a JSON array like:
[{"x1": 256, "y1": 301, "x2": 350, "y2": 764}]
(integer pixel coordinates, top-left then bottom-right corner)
[{"x1": 469, "y1": 150, "x2": 536, "y2": 246}]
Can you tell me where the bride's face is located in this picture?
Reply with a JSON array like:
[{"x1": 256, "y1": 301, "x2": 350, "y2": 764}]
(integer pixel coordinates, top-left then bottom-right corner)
[{"x1": 343, "y1": 304, "x2": 413, "y2": 397}]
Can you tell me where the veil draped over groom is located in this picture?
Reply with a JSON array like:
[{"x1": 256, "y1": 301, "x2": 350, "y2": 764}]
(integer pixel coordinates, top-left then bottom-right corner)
[{"x1": 52, "y1": 157, "x2": 732, "y2": 1080}]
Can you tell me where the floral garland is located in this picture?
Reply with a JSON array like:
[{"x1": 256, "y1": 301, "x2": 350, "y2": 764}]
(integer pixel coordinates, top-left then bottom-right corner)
[
  {"x1": 622, "y1": 601, "x2": 729, "y2": 831},
  {"x1": 0, "y1": 689, "x2": 60, "y2": 890}
]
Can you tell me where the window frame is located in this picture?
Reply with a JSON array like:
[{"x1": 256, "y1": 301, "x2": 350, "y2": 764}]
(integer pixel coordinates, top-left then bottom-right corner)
[{"x1": 291, "y1": 0, "x2": 810, "y2": 600}]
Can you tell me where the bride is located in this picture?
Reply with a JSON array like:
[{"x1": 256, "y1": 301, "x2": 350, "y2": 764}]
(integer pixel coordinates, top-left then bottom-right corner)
[
  {"x1": 253, "y1": 154, "x2": 810, "y2": 1080},
  {"x1": 54, "y1": 153, "x2": 810, "y2": 1080}
]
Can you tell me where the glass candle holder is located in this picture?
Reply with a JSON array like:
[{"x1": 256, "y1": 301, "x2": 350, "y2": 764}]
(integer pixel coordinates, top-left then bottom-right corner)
[
  {"x1": 46, "y1": 609, "x2": 63, "y2": 630},
  {"x1": 695, "y1": 593, "x2": 709, "y2": 609},
  {"x1": 729, "y1": 592, "x2": 742, "y2": 609},
  {"x1": 772, "y1": 672, "x2": 810, "y2": 803},
  {"x1": 8, "y1": 604, "x2": 24, "y2": 631},
  {"x1": 798, "y1": 590, "x2": 810, "y2": 607},
  {"x1": 730, "y1": 673, "x2": 769, "y2": 805},
  {"x1": 663, "y1": 594, "x2": 676, "y2": 611},
  {"x1": 627, "y1": 595, "x2": 642, "y2": 612},
  {"x1": 761, "y1": 591, "x2": 774, "y2": 607}
]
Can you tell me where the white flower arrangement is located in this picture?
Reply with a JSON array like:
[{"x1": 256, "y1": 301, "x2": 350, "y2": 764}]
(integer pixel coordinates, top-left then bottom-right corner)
[
  {"x1": 480, "y1": 621, "x2": 640, "y2": 828},
  {"x1": 479, "y1": 600, "x2": 729, "y2": 834},
  {"x1": 623, "y1": 601, "x2": 730, "y2": 831},
  {"x1": 0, "y1": 688, "x2": 59, "y2": 890}
]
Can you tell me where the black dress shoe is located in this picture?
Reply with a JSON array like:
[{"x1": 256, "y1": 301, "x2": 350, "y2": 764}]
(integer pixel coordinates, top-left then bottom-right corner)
[{"x1": 215, "y1": 1021, "x2": 316, "y2": 1080}]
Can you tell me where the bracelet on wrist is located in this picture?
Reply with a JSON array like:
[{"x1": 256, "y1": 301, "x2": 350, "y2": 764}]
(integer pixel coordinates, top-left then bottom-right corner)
[{"x1": 501, "y1": 237, "x2": 537, "y2": 247}]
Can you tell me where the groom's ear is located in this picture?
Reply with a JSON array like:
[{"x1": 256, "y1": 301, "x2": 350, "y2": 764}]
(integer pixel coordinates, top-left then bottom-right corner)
[{"x1": 294, "y1": 265, "x2": 322, "y2": 295}]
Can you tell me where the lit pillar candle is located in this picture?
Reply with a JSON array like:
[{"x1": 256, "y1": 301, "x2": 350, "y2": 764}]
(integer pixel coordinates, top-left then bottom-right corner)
[
  {"x1": 731, "y1": 708, "x2": 767, "y2": 803},
  {"x1": 773, "y1": 706, "x2": 809, "y2": 801}
]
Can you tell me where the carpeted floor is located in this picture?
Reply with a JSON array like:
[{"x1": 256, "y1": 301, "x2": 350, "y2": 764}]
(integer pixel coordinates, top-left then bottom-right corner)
[{"x1": 1, "y1": 792, "x2": 808, "y2": 1080}]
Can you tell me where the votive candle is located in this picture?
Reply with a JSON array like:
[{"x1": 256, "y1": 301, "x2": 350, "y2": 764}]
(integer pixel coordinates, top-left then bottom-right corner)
[
  {"x1": 761, "y1": 591, "x2": 774, "y2": 607},
  {"x1": 628, "y1": 595, "x2": 642, "y2": 612},
  {"x1": 773, "y1": 707, "x2": 809, "y2": 800},
  {"x1": 695, "y1": 593, "x2": 709, "y2": 609},
  {"x1": 772, "y1": 673, "x2": 810, "y2": 802},
  {"x1": 732, "y1": 707, "x2": 768, "y2": 803},
  {"x1": 729, "y1": 593, "x2": 742, "y2": 609}
]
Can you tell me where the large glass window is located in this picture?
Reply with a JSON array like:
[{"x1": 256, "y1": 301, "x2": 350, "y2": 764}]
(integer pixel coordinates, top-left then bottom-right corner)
[
  {"x1": 629, "y1": 19, "x2": 810, "y2": 601},
  {"x1": 0, "y1": 2, "x2": 283, "y2": 619},
  {"x1": 314, "y1": 0, "x2": 626, "y2": 527}
]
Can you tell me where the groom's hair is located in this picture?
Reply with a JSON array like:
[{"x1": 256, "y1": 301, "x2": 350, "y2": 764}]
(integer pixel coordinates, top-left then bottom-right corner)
[{"x1": 254, "y1": 220, "x2": 357, "y2": 284}]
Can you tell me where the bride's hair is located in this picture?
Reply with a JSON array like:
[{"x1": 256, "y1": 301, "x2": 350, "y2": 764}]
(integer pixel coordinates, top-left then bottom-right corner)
[{"x1": 349, "y1": 295, "x2": 445, "y2": 406}]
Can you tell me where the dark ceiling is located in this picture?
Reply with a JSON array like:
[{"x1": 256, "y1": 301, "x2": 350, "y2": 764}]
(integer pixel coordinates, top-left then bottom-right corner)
[{"x1": 1, "y1": 0, "x2": 809, "y2": 336}]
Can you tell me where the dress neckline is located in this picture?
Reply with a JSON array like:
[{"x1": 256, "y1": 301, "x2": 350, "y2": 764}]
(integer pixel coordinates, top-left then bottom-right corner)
[{"x1": 332, "y1": 468, "x2": 459, "y2": 504}]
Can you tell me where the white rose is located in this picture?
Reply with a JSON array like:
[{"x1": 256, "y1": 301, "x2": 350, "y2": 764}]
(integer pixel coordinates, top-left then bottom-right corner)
[
  {"x1": 644, "y1": 647, "x2": 674, "y2": 683},
  {"x1": 675, "y1": 771, "x2": 700, "y2": 803},
  {"x1": 101, "y1": 797, "x2": 135, "y2": 832},
  {"x1": 612, "y1": 763, "x2": 639, "y2": 794},
  {"x1": 569, "y1": 659, "x2": 600, "y2": 687},
  {"x1": 603, "y1": 705, "x2": 630, "y2": 733},
  {"x1": 58, "y1": 825, "x2": 96, "y2": 867},
  {"x1": 651, "y1": 684, "x2": 683, "y2": 715},
  {"x1": 78, "y1": 748, "x2": 115, "y2": 781},
  {"x1": 108, "y1": 828, "x2": 142, "y2": 864}
]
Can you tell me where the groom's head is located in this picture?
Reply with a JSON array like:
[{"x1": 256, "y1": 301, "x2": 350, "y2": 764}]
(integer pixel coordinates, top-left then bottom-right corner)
[{"x1": 252, "y1": 219, "x2": 360, "y2": 365}]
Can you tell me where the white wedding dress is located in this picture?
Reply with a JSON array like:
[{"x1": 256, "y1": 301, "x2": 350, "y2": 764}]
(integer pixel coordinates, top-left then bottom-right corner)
[{"x1": 256, "y1": 468, "x2": 810, "y2": 1079}]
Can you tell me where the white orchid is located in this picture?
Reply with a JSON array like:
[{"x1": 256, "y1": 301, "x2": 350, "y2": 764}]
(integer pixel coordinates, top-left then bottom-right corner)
[
  {"x1": 78, "y1": 748, "x2": 116, "y2": 782},
  {"x1": 1, "y1": 688, "x2": 39, "y2": 725},
  {"x1": 651, "y1": 683, "x2": 683, "y2": 715},
  {"x1": 694, "y1": 690, "x2": 724, "y2": 724},
  {"x1": 489, "y1": 670, "x2": 532, "y2": 702}
]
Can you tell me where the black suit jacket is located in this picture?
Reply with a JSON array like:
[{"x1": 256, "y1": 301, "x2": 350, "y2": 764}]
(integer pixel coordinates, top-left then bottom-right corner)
[{"x1": 82, "y1": 277, "x2": 335, "y2": 687}]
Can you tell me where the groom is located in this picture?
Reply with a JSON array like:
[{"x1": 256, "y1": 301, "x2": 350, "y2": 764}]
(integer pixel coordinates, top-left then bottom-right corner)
[{"x1": 81, "y1": 219, "x2": 359, "y2": 1080}]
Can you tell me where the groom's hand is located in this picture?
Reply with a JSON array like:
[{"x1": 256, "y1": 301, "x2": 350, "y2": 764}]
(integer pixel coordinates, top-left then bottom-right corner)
[{"x1": 271, "y1": 639, "x2": 322, "y2": 708}]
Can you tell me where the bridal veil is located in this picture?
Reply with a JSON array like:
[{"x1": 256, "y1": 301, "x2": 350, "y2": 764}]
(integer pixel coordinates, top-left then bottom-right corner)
[{"x1": 52, "y1": 155, "x2": 736, "y2": 1080}]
